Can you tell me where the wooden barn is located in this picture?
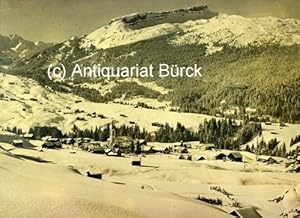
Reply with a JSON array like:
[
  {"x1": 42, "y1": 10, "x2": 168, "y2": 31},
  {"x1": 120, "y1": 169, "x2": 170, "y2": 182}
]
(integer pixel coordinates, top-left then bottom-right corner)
[
  {"x1": 23, "y1": 134, "x2": 34, "y2": 139},
  {"x1": 199, "y1": 143, "x2": 215, "y2": 151},
  {"x1": 86, "y1": 171, "x2": 102, "y2": 180},
  {"x1": 42, "y1": 141, "x2": 62, "y2": 149},
  {"x1": 215, "y1": 153, "x2": 226, "y2": 160},
  {"x1": 11, "y1": 139, "x2": 23, "y2": 147},
  {"x1": 228, "y1": 152, "x2": 243, "y2": 162},
  {"x1": 230, "y1": 207, "x2": 262, "y2": 218}
]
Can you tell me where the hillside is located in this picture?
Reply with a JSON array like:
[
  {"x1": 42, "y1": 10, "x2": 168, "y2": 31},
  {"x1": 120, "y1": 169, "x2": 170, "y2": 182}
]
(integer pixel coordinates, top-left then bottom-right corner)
[
  {"x1": 9, "y1": 6, "x2": 300, "y2": 122},
  {"x1": 0, "y1": 73, "x2": 214, "y2": 133},
  {"x1": 1, "y1": 73, "x2": 299, "y2": 152}
]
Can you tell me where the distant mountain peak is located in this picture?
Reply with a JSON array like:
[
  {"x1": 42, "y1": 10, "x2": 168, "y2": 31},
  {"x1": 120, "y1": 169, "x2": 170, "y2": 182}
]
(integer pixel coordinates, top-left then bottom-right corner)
[
  {"x1": 0, "y1": 34, "x2": 53, "y2": 66},
  {"x1": 8, "y1": 34, "x2": 23, "y2": 41}
]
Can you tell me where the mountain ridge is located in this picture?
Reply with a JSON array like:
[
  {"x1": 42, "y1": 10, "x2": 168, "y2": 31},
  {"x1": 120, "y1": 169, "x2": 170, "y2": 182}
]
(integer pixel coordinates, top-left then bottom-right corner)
[
  {"x1": 81, "y1": 13, "x2": 300, "y2": 52},
  {"x1": 7, "y1": 6, "x2": 300, "y2": 122},
  {"x1": 0, "y1": 34, "x2": 53, "y2": 66}
]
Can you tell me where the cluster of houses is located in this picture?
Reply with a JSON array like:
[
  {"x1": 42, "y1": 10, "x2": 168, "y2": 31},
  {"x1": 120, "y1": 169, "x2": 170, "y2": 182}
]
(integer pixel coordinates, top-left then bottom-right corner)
[
  {"x1": 10, "y1": 133, "x2": 246, "y2": 162},
  {"x1": 181, "y1": 151, "x2": 244, "y2": 162},
  {"x1": 8, "y1": 129, "x2": 299, "y2": 173},
  {"x1": 41, "y1": 136, "x2": 63, "y2": 149},
  {"x1": 10, "y1": 131, "x2": 245, "y2": 163},
  {"x1": 62, "y1": 105, "x2": 107, "y2": 121},
  {"x1": 214, "y1": 152, "x2": 243, "y2": 162}
]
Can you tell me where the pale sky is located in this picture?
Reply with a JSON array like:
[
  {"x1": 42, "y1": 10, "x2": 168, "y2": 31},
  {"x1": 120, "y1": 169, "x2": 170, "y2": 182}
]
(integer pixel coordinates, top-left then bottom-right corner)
[{"x1": 0, "y1": 0, "x2": 299, "y2": 42}]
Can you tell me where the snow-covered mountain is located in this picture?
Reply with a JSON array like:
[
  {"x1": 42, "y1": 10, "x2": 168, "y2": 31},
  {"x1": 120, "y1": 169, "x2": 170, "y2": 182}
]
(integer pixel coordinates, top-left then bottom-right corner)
[
  {"x1": 16, "y1": 5, "x2": 300, "y2": 68},
  {"x1": 80, "y1": 6, "x2": 300, "y2": 53},
  {"x1": 81, "y1": 5, "x2": 217, "y2": 49},
  {"x1": 11, "y1": 6, "x2": 300, "y2": 122},
  {"x1": 0, "y1": 34, "x2": 52, "y2": 66},
  {"x1": 17, "y1": 5, "x2": 299, "y2": 70}
]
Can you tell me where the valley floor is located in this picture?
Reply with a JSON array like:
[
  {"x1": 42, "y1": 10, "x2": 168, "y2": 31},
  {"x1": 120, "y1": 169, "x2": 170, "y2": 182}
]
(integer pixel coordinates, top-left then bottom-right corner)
[
  {"x1": 0, "y1": 73, "x2": 299, "y2": 217},
  {"x1": 0, "y1": 141, "x2": 299, "y2": 218}
]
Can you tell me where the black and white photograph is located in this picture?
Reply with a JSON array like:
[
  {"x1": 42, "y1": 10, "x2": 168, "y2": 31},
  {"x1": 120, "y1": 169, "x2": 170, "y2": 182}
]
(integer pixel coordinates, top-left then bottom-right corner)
[{"x1": 0, "y1": 0, "x2": 299, "y2": 217}]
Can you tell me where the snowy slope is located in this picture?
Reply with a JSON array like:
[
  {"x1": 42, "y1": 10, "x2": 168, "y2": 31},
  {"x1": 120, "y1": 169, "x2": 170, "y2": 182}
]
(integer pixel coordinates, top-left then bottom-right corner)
[
  {"x1": 81, "y1": 10, "x2": 300, "y2": 53},
  {"x1": 172, "y1": 14, "x2": 300, "y2": 48},
  {"x1": 82, "y1": 21, "x2": 179, "y2": 49}
]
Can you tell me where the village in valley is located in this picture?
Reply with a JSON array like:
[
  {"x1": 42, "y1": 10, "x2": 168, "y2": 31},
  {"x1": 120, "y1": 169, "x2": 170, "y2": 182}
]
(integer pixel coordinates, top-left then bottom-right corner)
[
  {"x1": 0, "y1": 72, "x2": 299, "y2": 218},
  {"x1": 1, "y1": 3, "x2": 300, "y2": 218},
  {"x1": 1, "y1": 117, "x2": 300, "y2": 217}
]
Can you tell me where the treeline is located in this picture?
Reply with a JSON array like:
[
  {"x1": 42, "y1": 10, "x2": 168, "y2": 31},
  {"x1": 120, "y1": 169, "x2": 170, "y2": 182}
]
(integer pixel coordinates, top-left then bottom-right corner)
[
  {"x1": 199, "y1": 118, "x2": 262, "y2": 150},
  {"x1": 155, "y1": 122, "x2": 198, "y2": 142},
  {"x1": 107, "y1": 81, "x2": 161, "y2": 99},
  {"x1": 5, "y1": 119, "x2": 262, "y2": 148},
  {"x1": 69, "y1": 123, "x2": 196, "y2": 143},
  {"x1": 72, "y1": 86, "x2": 108, "y2": 103},
  {"x1": 70, "y1": 125, "x2": 110, "y2": 141},
  {"x1": 115, "y1": 124, "x2": 149, "y2": 140},
  {"x1": 6, "y1": 119, "x2": 294, "y2": 157},
  {"x1": 29, "y1": 126, "x2": 63, "y2": 138},
  {"x1": 69, "y1": 124, "x2": 150, "y2": 141},
  {"x1": 199, "y1": 119, "x2": 236, "y2": 148},
  {"x1": 245, "y1": 137, "x2": 299, "y2": 158},
  {"x1": 84, "y1": 119, "x2": 261, "y2": 146},
  {"x1": 72, "y1": 81, "x2": 162, "y2": 103},
  {"x1": 136, "y1": 101, "x2": 155, "y2": 109},
  {"x1": 252, "y1": 138, "x2": 287, "y2": 158},
  {"x1": 5, "y1": 126, "x2": 64, "y2": 139}
]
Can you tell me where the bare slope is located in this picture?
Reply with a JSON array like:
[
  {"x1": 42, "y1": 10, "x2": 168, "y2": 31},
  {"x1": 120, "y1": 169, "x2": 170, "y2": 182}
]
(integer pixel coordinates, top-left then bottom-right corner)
[
  {"x1": 0, "y1": 147, "x2": 229, "y2": 218},
  {"x1": 1, "y1": 145, "x2": 299, "y2": 217}
]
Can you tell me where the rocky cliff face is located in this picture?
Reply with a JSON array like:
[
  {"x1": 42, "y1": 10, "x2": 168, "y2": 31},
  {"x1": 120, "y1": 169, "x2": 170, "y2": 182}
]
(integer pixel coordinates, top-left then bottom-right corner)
[{"x1": 110, "y1": 5, "x2": 218, "y2": 29}]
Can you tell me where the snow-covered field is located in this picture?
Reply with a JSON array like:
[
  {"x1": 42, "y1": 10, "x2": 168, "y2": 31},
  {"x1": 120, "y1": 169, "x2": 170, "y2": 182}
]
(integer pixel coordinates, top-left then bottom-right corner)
[
  {"x1": 244, "y1": 123, "x2": 300, "y2": 152},
  {"x1": 0, "y1": 73, "x2": 300, "y2": 217},
  {"x1": 0, "y1": 73, "x2": 213, "y2": 133},
  {"x1": 0, "y1": 141, "x2": 299, "y2": 218}
]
